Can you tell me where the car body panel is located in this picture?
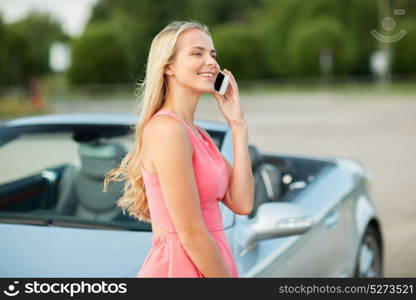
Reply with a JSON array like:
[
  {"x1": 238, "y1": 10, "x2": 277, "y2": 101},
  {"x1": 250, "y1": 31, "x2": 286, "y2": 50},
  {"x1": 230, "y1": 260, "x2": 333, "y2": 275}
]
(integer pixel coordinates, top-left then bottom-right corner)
[{"x1": 0, "y1": 113, "x2": 382, "y2": 277}]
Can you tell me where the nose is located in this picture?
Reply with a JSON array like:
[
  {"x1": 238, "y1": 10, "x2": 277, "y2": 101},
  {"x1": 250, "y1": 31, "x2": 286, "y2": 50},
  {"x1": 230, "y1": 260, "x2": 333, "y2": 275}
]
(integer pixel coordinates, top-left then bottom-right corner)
[
  {"x1": 206, "y1": 58, "x2": 219, "y2": 74},
  {"x1": 205, "y1": 55, "x2": 218, "y2": 67}
]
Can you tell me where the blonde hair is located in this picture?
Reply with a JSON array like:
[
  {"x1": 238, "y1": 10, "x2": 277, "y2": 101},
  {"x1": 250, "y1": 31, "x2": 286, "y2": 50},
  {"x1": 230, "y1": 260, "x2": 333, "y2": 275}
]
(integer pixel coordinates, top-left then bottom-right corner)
[{"x1": 103, "y1": 20, "x2": 210, "y2": 223}]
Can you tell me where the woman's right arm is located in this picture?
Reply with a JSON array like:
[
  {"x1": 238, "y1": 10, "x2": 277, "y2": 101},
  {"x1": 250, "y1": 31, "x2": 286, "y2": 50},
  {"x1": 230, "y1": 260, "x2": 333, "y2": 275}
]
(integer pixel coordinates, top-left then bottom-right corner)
[{"x1": 144, "y1": 117, "x2": 230, "y2": 278}]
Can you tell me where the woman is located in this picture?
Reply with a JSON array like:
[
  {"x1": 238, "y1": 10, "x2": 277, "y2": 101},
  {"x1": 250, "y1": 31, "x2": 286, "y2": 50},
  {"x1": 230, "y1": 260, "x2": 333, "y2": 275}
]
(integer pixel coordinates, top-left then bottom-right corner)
[{"x1": 103, "y1": 20, "x2": 254, "y2": 278}]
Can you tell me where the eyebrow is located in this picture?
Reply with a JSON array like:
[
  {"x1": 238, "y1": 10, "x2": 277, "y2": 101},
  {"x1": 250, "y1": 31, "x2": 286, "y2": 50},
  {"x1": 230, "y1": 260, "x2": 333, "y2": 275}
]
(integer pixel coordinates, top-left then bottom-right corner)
[{"x1": 190, "y1": 46, "x2": 217, "y2": 54}]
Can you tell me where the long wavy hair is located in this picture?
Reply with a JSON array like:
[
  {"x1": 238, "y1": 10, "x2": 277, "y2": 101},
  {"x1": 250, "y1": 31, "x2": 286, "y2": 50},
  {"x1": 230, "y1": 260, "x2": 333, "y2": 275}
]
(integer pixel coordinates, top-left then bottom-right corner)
[{"x1": 103, "y1": 20, "x2": 210, "y2": 223}]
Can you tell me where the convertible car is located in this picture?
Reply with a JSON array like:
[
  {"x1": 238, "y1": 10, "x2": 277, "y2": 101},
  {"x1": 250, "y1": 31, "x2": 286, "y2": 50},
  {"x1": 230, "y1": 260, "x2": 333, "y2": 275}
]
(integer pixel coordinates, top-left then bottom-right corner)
[{"x1": 0, "y1": 113, "x2": 383, "y2": 277}]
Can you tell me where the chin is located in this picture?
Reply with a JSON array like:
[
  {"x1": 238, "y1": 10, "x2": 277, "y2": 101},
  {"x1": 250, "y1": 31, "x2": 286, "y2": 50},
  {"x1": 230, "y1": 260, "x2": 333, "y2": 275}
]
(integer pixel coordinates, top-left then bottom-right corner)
[
  {"x1": 203, "y1": 83, "x2": 216, "y2": 93},
  {"x1": 192, "y1": 84, "x2": 214, "y2": 94}
]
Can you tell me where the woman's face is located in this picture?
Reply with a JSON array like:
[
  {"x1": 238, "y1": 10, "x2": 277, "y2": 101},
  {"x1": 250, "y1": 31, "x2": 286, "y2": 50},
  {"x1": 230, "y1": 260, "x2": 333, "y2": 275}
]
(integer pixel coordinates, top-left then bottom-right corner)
[{"x1": 165, "y1": 28, "x2": 220, "y2": 94}]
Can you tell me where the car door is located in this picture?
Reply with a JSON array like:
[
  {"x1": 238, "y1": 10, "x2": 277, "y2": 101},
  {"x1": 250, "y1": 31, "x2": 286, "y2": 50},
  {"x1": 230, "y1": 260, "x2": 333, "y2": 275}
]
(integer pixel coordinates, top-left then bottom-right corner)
[{"x1": 231, "y1": 164, "x2": 353, "y2": 277}]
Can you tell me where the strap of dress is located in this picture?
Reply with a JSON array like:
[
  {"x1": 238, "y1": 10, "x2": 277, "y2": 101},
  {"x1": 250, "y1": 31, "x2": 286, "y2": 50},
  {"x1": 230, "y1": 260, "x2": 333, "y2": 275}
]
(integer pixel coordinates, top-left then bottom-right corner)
[{"x1": 152, "y1": 110, "x2": 199, "y2": 140}]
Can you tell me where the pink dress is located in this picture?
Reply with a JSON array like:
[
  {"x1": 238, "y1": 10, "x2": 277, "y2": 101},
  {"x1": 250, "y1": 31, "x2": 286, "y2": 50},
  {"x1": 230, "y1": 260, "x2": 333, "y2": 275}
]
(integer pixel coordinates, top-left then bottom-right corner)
[{"x1": 136, "y1": 109, "x2": 239, "y2": 278}]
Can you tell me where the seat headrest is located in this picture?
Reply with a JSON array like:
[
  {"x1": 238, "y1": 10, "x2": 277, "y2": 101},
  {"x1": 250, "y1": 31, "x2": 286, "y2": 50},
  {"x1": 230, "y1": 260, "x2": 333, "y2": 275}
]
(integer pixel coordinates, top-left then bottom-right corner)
[
  {"x1": 258, "y1": 164, "x2": 281, "y2": 202},
  {"x1": 78, "y1": 141, "x2": 127, "y2": 178}
]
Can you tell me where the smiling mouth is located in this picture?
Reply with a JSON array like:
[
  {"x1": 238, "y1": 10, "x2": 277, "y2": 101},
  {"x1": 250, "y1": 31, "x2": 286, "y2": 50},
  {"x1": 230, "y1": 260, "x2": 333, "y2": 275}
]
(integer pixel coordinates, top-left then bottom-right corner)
[
  {"x1": 197, "y1": 73, "x2": 215, "y2": 82},
  {"x1": 197, "y1": 73, "x2": 215, "y2": 78}
]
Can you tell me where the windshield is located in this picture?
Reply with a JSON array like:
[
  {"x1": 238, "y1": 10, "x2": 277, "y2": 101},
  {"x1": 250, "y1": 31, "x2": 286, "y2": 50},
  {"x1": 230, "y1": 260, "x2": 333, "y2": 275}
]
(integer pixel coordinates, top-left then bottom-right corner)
[{"x1": 0, "y1": 127, "x2": 151, "y2": 231}]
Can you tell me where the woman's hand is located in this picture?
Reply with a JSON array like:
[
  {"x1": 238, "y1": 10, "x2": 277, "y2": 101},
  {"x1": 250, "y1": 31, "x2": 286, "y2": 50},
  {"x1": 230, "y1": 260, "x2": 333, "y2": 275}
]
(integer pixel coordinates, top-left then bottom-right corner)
[{"x1": 211, "y1": 69, "x2": 246, "y2": 127}]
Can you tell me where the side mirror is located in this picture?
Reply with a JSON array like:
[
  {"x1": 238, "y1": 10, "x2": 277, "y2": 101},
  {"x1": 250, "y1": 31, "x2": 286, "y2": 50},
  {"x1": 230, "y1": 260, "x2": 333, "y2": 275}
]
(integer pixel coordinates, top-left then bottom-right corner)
[{"x1": 240, "y1": 202, "x2": 314, "y2": 250}]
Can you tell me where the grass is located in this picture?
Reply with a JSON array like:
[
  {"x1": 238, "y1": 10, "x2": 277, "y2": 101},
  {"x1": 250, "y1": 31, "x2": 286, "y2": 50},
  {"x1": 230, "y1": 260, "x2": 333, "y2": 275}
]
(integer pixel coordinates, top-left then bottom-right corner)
[
  {"x1": 37, "y1": 73, "x2": 416, "y2": 102},
  {"x1": 0, "y1": 94, "x2": 52, "y2": 123},
  {"x1": 1, "y1": 78, "x2": 415, "y2": 121},
  {"x1": 38, "y1": 80, "x2": 416, "y2": 103}
]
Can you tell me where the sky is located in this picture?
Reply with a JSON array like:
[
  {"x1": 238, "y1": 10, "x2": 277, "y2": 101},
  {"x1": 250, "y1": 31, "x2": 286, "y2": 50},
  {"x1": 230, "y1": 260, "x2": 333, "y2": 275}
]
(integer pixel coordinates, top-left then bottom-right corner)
[{"x1": 0, "y1": 0, "x2": 98, "y2": 36}]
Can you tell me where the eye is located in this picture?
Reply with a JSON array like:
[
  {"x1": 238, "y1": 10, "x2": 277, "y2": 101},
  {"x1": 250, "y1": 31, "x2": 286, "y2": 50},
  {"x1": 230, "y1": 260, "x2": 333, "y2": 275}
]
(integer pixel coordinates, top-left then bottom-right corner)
[{"x1": 193, "y1": 53, "x2": 202, "y2": 56}]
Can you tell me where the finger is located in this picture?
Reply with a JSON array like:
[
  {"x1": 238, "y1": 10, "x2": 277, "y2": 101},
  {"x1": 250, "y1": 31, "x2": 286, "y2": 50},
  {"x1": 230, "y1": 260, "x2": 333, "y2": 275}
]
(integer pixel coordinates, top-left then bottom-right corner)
[
  {"x1": 222, "y1": 70, "x2": 234, "y2": 89},
  {"x1": 224, "y1": 69, "x2": 237, "y2": 87},
  {"x1": 226, "y1": 75, "x2": 237, "y2": 97},
  {"x1": 212, "y1": 90, "x2": 226, "y2": 105},
  {"x1": 224, "y1": 70, "x2": 238, "y2": 95}
]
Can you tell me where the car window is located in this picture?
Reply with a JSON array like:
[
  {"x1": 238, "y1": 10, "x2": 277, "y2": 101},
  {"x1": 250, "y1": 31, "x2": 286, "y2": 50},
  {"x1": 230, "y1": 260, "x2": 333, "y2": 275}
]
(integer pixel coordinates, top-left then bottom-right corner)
[
  {"x1": 0, "y1": 130, "x2": 144, "y2": 230},
  {"x1": 0, "y1": 132, "x2": 80, "y2": 185},
  {"x1": 0, "y1": 125, "x2": 224, "y2": 231}
]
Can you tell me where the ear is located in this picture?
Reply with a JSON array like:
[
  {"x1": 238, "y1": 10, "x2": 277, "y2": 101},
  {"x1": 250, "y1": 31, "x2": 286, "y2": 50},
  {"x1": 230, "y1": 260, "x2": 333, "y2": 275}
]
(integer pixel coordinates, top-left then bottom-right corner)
[{"x1": 164, "y1": 64, "x2": 174, "y2": 76}]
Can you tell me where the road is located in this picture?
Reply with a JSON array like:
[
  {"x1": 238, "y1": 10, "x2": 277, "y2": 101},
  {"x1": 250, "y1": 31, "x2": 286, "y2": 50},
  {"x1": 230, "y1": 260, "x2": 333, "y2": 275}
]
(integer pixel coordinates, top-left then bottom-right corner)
[{"x1": 49, "y1": 91, "x2": 416, "y2": 277}]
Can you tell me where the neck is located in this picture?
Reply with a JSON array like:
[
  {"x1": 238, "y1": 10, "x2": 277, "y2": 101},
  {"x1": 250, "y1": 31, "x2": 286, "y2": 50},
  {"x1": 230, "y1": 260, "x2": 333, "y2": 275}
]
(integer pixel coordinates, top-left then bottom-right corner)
[{"x1": 161, "y1": 82, "x2": 201, "y2": 126}]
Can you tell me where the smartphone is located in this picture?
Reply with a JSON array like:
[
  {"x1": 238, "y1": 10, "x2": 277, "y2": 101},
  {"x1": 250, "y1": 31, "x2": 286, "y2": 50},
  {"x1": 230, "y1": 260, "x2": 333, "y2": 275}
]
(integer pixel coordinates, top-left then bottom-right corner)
[{"x1": 214, "y1": 70, "x2": 229, "y2": 95}]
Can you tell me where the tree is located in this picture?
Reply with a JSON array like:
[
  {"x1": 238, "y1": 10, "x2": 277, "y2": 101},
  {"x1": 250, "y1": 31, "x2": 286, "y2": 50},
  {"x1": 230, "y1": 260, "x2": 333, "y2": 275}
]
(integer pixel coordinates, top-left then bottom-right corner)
[
  {"x1": 89, "y1": 0, "x2": 190, "y2": 75},
  {"x1": 3, "y1": 11, "x2": 67, "y2": 86},
  {"x1": 0, "y1": 16, "x2": 8, "y2": 86},
  {"x1": 391, "y1": 20, "x2": 416, "y2": 75},
  {"x1": 184, "y1": 0, "x2": 265, "y2": 26},
  {"x1": 342, "y1": 0, "x2": 378, "y2": 75},
  {"x1": 286, "y1": 17, "x2": 357, "y2": 77},
  {"x1": 258, "y1": 0, "x2": 378, "y2": 77},
  {"x1": 79, "y1": 0, "x2": 264, "y2": 84},
  {"x1": 68, "y1": 22, "x2": 130, "y2": 84},
  {"x1": 212, "y1": 22, "x2": 270, "y2": 79}
]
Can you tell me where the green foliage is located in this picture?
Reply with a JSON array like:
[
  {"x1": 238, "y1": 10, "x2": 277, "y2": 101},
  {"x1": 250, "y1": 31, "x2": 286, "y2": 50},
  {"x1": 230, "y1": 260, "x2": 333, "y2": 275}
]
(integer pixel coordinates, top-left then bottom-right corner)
[
  {"x1": 286, "y1": 17, "x2": 357, "y2": 77},
  {"x1": 68, "y1": 22, "x2": 130, "y2": 84},
  {"x1": 1, "y1": 12, "x2": 67, "y2": 86},
  {"x1": 4, "y1": 0, "x2": 415, "y2": 87},
  {"x1": 211, "y1": 23, "x2": 269, "y2": 80},
  {"x1": 341, "y1": 0, "x2": 378, "y2": 75},
  {"x1": 184, "y1": 0, "x2": 264, "y2": 26},
  {"x1": 258, "y1": 0, "x2": 378, "y2": 77},
  {"x1": 69, "y1": 0, "x2": 416, "y2": 83},
  {"x1": 87, "y1": 0, "x2": 191, "y2": 84},
  {"x1": 0, "y1": 16, "x2": 7, "y2": 86},
  {"x1": 392, "y1": 20, "x2": 416, "y2": 75},
  {"x1": 78, "y1": 0, "x2": 265, "y2": 84},
  {"x1": 258, "y1": 0, "x2": 302, "y2": 77},
  {"x1": 89, "y1": 0, "x2": 262, "y2": 28}
]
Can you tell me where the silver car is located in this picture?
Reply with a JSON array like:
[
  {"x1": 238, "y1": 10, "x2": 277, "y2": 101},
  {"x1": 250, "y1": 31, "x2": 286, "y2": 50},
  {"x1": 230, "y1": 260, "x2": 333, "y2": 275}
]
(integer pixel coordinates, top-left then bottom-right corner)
[{"x1": 0, "y1": 113, "x2": 383, "y2": 277}]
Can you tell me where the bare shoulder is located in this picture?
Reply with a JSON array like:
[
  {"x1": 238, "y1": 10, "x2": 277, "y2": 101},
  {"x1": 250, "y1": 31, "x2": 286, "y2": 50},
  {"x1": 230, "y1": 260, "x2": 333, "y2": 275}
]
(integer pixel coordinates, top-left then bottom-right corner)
[
  {"x1": 143, "y1": 118, "x2": 209, "y2": 239},
  {"x1": 142, "y1": 116, "x2": 193, "y2": 169},
  {"x1": 143, "y1": 115, "x2": 190, "y2": 145}
]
